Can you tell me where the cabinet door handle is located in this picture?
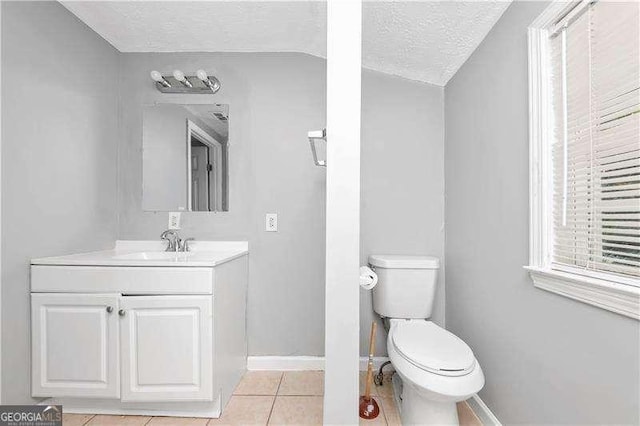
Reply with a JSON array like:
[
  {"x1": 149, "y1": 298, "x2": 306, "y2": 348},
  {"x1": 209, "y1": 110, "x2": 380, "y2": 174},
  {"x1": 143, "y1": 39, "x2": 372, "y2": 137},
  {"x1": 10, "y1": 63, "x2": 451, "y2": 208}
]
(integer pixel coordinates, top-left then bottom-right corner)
[
  {"x1": 106, "y1": 306, "x2": 113, "y2": 313},
  {"x1": 118, "y1": 309, "x2": 126, "y2": 316}
]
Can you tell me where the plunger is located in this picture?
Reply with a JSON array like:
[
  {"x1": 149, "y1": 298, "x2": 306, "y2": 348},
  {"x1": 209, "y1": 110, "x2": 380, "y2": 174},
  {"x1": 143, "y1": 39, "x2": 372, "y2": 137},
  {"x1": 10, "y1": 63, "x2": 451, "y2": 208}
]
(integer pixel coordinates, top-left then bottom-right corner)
[{"x1": 359, "y1": 321, "x2": 380, "y2": 420}]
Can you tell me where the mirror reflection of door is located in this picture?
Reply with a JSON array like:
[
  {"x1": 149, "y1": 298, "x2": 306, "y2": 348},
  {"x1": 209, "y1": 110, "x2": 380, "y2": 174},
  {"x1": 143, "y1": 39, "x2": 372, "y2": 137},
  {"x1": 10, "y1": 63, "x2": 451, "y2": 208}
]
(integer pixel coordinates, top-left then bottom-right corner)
[
  {"x1": 187, "y1": 120, "x2": 224, "y2": 212},
  {"x1": 142, "y1": 104, "x2": 229, "y2": 212},
  {"x1": 191, "y1": 139, "x2": 210, "y2": 211}
]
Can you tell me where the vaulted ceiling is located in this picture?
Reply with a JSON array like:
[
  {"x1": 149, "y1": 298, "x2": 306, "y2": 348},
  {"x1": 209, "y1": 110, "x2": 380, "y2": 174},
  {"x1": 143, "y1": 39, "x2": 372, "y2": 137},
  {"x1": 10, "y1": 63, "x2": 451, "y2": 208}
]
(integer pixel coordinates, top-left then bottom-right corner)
[{"x1": 60, "y1": 1, "x2": 511, "y2": 86}]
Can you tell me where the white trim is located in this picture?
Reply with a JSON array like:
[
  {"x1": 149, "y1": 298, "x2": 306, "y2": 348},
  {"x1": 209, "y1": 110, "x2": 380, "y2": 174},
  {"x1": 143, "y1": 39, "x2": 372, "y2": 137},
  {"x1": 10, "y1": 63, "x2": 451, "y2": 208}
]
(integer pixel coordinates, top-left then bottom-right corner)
[
  {"x1": 324, "y1": 1, "x2": 362, "y2": 425},
  {"x1": 526, "y1": 267, "x2": 640, "y2": 319},
  {"x1": 358, "y1": 357, "x2": 391, "y2": 372},
  {"x1": 186, "y1": 120, "x2": 223, "y2": 212},
  {"x1": 526, "y1": 1, "x2": 640, "y2": 320},
  {"x1": 528, "y1": 1, "x2": 570, "y2": 268},
  {"x1": 551, "y1": 263, "x2": 640, "y2": 289},
  {"x1": 247, "y1": 356, "x2": 325, "y2": 371},
  {"x1": 527, "y1": 17, "x2": 552, "y2": 268},
  {"x1": 530, "y1": 1, "x2": 582, "y2": 30},
  {"x1": 549, "y1": 0, "x2": 593, "y2": 37},
  {"x1": 247, "y1": 356, "x2": 391, "y2": 372},
  {"x1": 468, "y1": 395, "x2": 502, "y2": 426},
  {"x1": 0, "y1": 0, "x2": 3, "y2": 404}
]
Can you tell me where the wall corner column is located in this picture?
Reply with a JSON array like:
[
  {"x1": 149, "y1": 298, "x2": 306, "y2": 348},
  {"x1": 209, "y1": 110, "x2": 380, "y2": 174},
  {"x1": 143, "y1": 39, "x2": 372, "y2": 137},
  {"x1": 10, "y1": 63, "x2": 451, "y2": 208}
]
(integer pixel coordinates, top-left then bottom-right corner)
[{"x1": 324, "y1": 0, "x2": 362, "y2": 424}]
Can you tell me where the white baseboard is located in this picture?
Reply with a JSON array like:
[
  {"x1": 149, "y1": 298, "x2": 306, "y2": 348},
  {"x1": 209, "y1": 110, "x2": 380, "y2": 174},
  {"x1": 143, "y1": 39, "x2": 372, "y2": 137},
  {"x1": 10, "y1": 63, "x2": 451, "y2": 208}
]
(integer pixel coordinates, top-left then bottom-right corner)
[
  {"x1": 359, "y1": 357, "x2": 392, "y2": 371},
  {"x1": 468, "y1": 394, "x2": 502, "y2": 426},
  {"x1": 247, "y1": 356, "x2": 391, "y2": 372},
  {"x1": 247, "y1": 356, "x2": 324, "y2": 371}
]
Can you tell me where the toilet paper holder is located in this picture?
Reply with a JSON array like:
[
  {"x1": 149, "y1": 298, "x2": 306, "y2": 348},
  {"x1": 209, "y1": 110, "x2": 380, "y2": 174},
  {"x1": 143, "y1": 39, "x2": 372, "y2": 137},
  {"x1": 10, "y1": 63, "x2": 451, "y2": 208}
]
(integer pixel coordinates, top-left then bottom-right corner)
[{"x1": 360, "y1": 265, "x2": 378, "y2": 289}]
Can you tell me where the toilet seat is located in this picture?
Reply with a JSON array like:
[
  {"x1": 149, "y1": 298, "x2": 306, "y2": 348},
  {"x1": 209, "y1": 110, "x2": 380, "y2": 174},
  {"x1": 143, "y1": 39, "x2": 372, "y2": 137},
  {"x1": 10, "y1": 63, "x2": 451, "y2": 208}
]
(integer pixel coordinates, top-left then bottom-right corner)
[
  {"x1": 387, "y1": 320, "x2": 485, "y2": 402},
  {"x1": 391, "y1": 321, "x2": 475, "y2": 377}
]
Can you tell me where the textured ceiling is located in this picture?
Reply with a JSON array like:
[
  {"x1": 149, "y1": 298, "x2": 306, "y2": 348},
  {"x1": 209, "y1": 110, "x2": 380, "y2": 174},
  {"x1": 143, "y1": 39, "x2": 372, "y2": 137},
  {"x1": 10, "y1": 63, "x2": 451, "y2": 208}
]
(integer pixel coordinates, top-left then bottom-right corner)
[
  {"x1": 60, "y1": 2, "x2": 327, "y2": 55},
  {"x1": 362, "y1": 1, "x2": 511, "y2": 84},
  {"x1": 60, "y1": 1, "x2": 511, "y2": 86}
]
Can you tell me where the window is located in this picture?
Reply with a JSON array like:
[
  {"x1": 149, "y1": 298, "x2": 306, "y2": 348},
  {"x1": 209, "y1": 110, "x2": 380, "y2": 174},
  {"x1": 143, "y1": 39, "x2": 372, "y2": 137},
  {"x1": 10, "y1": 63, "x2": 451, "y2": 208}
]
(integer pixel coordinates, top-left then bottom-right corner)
[{"x1": 527, "y1": 0, "x2": 640, "y2": 319}]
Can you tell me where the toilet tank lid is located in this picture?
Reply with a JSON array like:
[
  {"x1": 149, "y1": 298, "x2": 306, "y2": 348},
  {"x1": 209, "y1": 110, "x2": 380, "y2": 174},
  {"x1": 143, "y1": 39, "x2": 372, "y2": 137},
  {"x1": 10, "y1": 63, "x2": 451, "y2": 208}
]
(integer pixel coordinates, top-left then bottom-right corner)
[{"x1": 369, "y1": 255, "x2": 440, "y2": 269}]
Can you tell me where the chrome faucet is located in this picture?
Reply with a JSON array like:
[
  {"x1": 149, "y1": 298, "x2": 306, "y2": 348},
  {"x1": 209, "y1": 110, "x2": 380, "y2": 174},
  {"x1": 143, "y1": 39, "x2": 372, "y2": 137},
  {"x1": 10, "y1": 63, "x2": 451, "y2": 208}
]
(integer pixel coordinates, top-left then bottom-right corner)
[
  {"x1": 160, "y1": 230, "x2": 194, "y2": 252},
  {"x1": 160, "y1": 230, "x2": 181, "y2": 252}
]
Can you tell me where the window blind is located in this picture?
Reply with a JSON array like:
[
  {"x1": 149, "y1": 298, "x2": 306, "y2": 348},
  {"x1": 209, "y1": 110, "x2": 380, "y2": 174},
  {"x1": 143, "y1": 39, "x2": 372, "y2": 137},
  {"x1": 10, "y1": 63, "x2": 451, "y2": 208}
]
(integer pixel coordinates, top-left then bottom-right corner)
[{"x1": 551, "y1": 1, "x2": 640, "y2": 279}]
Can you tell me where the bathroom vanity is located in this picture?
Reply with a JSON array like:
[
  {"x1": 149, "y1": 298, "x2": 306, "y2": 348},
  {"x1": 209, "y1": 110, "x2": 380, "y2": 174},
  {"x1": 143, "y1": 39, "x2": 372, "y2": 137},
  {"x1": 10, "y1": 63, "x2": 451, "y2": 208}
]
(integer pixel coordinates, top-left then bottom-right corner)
[{"x1": 30, "y1": 240, "x2": 248, "y2": 418}]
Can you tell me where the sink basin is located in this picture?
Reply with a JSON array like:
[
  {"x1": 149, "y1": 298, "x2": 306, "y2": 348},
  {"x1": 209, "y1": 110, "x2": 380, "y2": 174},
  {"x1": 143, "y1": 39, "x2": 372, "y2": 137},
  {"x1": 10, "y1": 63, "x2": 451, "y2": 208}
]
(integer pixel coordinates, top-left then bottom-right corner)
[{"x1": 113, "y1": 252, "x2": 191, "y2": 261}]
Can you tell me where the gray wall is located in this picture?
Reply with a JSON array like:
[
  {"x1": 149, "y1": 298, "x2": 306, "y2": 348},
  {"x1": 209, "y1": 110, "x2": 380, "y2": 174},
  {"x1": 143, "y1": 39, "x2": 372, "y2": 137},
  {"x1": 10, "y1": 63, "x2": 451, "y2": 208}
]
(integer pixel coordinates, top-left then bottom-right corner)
[
  {"x1": 360, "y1": 70, "x2": 444, "y2": 356},
  {"x1": 0, "y1": 3, "x2": 446, "y2": 401},
  {"x1": 444, "y1": 2, "x2": 640, "y2": 424},
  {"x1": 118, "y1": 53, "x2": 328, "y2": 356},
  {"x1": 118, "y1": 54, "x2": 445, "y2": 357},
  {"x1": 1, "y1": 1, "x2": 119, "y2": 403}
]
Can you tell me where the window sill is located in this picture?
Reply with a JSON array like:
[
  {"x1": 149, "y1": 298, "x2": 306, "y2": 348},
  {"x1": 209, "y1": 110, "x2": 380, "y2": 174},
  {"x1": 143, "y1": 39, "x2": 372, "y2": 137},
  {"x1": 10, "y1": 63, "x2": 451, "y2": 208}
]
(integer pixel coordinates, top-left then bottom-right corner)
[{"x1": 524, "y1": 266, "x2": 640, "y2": 320}]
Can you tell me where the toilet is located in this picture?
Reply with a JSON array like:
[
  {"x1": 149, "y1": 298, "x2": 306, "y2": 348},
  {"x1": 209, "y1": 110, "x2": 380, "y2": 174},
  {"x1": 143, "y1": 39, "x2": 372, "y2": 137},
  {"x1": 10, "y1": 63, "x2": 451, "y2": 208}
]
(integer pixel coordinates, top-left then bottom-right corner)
[{"x1": 369, "y1": 254, "x2": 484, "y2": 425}]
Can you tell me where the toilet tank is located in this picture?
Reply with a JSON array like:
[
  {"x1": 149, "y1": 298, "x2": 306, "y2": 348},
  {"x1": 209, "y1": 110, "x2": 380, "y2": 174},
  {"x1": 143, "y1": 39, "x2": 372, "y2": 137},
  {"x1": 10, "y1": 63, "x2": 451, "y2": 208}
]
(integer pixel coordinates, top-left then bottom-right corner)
[{"x1": 369, "y1": 255, "x2": 440, "y2": 319}]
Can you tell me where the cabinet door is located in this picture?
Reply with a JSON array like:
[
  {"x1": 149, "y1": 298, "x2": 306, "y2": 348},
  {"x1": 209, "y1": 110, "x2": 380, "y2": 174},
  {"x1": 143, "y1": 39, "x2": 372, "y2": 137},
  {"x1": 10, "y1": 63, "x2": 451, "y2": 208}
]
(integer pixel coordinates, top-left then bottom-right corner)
[
  {"x1": 31, "y1": 293, "x2": 120, "y2": 398},
  {"x1": 120, "y1": 296, "x2": 213, "y2": 402}
]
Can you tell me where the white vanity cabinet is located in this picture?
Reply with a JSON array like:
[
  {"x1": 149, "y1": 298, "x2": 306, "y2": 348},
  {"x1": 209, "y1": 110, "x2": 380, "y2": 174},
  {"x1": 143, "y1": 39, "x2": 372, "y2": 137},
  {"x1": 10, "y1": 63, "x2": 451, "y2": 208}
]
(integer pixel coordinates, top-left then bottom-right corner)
[
  {"x1": 30, "y1": 241, "x2": 248, "y2": 418},
  {"x1": 119, "y1": 295, "x2": 213, "y2": 402},
  {"x1": 31, "y1": 293, "x2": 121, "y2": 399},
  {"x1": 32, "y1": 294, "x2": 214, "y2": 402}
]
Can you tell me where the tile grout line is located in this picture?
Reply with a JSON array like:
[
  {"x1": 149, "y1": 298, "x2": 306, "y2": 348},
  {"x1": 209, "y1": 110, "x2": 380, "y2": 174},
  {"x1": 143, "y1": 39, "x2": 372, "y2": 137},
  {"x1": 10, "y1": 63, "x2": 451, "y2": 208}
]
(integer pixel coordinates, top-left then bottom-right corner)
[
  {"x1": 276, "y1": 394, "x2": 324, "y2": 397},
  {"x1": 82, "y1": 371, "x2": 331, "y2": 425},
  {"x1": 206, "y1": 409, "x2": 216, "y2": 426},
  {"x1": 265, "y1": 371, "x2": 284, "y2": 425},
  {"x1": 377, "y1": 375, "x2": 398, "y2": 426},
  {"x1": 378, "y1": 395, "x2": 389, "y2": 426}
]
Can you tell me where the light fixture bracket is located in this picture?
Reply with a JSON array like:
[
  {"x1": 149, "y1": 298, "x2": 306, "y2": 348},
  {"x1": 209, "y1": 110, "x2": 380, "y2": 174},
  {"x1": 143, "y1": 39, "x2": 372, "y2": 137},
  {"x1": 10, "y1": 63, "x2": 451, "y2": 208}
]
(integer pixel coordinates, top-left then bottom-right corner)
[{"x1": 153, "y1": 74, "x2": 221, "y2": 94}]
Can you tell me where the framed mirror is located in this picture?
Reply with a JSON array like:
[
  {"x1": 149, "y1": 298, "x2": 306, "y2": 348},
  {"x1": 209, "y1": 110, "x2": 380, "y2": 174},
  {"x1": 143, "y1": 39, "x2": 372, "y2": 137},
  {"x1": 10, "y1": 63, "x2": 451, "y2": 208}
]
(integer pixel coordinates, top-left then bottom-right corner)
[{"x1": 142, "y1": 104, "x2": 229, "y2": 212}]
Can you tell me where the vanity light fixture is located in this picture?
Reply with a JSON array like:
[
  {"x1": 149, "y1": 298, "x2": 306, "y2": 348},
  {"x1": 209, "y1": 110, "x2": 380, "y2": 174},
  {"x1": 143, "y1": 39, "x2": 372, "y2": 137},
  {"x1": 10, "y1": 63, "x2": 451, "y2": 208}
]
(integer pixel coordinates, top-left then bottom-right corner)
[
  {"x1": 150, "y1": 70, "x2": 171, "y2": 88},
  {"x1": 173, "y1": 70, "x2": 193, "y2": 88},
  {"x1": 196, "y1": 69, "x2": 222, "y2": 94},
  {"x1": 150, "y1": 69, "x2": 222, "y2": 94}
]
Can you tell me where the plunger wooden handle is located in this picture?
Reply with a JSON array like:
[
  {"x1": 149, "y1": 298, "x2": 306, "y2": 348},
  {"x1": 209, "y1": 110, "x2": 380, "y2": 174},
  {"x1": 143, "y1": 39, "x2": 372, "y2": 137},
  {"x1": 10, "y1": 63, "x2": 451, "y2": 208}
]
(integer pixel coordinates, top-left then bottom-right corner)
[
  {"x1": 364, "y1": 321, "x2": 377, "y2": 399},
  {"x1": 368, "y1": 321, "x2": 377, "y2": 358}
]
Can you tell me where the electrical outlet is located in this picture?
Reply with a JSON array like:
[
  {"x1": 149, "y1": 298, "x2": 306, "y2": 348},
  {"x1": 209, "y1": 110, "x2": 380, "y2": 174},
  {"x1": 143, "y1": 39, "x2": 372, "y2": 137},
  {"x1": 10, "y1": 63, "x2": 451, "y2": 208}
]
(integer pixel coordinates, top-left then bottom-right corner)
[
  {"x1": 265, "y1": 213, "x2": 278, "y2": 232},
  {"x1": 168, "y1": 212, "x2": 181, "y2": 230}
]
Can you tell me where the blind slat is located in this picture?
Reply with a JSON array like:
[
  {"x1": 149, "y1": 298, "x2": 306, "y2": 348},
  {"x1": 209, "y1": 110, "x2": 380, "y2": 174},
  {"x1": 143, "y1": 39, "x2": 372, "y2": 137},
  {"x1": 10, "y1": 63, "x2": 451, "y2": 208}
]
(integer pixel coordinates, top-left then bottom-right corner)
[{"x1": 550, "y1": 0, "x2": 640, "y2": 278}]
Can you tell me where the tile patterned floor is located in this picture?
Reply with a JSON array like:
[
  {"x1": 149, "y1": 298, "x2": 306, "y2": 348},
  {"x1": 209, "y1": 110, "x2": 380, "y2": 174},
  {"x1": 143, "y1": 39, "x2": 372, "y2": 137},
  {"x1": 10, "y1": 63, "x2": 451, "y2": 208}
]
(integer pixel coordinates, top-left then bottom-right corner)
[{"x1": 62, "y1": 371, "x2": 482, "y2": 426}]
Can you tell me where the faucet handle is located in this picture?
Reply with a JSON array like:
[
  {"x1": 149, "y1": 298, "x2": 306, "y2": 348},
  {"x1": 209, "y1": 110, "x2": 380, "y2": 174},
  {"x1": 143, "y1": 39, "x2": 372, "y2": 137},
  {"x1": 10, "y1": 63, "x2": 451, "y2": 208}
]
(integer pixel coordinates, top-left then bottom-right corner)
[{"x1": 180, "y1": 238, "x2": 195, "y2": 252}]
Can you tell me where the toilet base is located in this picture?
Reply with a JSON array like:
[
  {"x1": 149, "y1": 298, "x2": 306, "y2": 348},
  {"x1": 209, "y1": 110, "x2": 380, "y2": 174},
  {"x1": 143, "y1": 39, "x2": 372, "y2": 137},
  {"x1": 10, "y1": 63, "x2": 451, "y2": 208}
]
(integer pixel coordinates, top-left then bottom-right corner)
[
  {"x1": 384, "y1": 319, "x2": 485, "y2": 425},
  {"x1": 395, "y1": 374, "x2": 460, "y2": 426}
]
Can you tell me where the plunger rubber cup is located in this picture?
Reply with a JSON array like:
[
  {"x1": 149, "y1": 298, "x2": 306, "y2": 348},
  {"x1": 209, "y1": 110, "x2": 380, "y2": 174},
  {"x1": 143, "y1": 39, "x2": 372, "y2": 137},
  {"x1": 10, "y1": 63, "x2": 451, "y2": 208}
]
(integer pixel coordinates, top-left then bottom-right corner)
[{"x1": 359, "y1": 395, "x2": 380, "y2": 419}]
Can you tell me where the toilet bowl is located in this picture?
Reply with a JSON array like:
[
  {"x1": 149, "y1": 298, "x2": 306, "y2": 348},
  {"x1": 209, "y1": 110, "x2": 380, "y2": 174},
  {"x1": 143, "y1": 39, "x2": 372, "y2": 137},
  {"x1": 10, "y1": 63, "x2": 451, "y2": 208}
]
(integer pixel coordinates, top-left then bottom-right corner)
[
  {"x1": 368, "y1": 254, "x2": 484, "y2": 425},
  {"x1": 386, "y1": 319, "x2": 484, "y2": 425}
]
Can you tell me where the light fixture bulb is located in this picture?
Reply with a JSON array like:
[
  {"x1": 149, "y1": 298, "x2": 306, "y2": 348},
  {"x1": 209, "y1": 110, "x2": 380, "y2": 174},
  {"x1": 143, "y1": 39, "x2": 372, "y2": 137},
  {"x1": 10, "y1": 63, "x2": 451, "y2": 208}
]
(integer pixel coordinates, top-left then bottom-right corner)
[
  {"x1": 150, "y1": 70, "x2": 171, "y2": 88},
  {"x1": 150, "y1": 70, "x2": 163, "y2": 82},
  {"x1": 196, "y1": 69, "x2": 221, "y2": 93},
  {"x1": 196, "y1": 69, "x2": 208, "y2": 81},
  {"x1": 173, "y1": 70, "x2": 186, "y2": 82}
]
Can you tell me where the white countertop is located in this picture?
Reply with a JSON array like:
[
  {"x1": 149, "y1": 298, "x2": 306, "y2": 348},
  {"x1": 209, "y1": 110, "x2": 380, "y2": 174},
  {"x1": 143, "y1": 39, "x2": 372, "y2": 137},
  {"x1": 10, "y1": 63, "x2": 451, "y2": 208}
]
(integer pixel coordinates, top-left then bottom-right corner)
[{"x1": 31, "y1": 240, "x2": 249, "y2": 267}]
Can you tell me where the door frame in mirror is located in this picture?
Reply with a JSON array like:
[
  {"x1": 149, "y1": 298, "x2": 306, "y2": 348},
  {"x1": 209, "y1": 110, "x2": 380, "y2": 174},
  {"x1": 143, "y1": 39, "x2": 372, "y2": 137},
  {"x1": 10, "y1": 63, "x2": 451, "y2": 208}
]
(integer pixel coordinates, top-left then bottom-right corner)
[{"x1": 186, "y1": 120, "x2": 224, "y2": 212}]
